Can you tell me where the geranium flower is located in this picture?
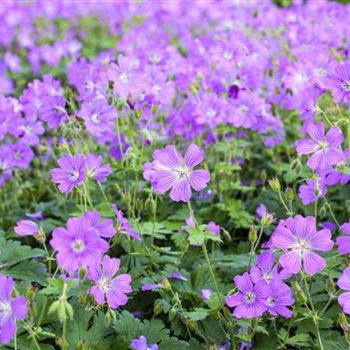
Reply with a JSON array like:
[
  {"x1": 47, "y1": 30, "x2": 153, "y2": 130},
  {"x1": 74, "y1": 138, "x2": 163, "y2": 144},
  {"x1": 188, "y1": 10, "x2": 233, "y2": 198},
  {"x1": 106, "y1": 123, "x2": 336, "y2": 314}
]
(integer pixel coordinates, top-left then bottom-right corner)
[
  {"x1": 272, "y1": 215, "x2": 333, "y2": 275},
  {"x1": 51, "y1": 155, "x2": 86, "y2": 193},
  {"x1": 87, "y1": 256, "x2": 132, "y2": 309},
  {"x1": 83, "y1": 211, "x2": 116, "y2": 238},
  {"x1": 298, "y1": 178, "x2": 327, "y2": 205},
  {"x1": 50, "y1": 217, "x2": 109, "y2": 272},
  {"x1": 85, "y1": 153, "x2": 112, "y2": 183},
  {"x1": 0, "y1": 275, "x2": 28, "y2": 344},
  {"x1": 225, "y1": 272, "x2": 269, "y2": 319},
  {"x1": 328, "y1": 64, "x2": 350, "y2": 106},
  {"x1": 295, "y1": 122, "x2": 344, "y2": 171},
  {"x1": 14, "y1": 220, "x2": 40, "y2": 237},
  {"x1": 266, "y1": 279, "x2": 294, "y2": 318},
  {"x1": 336, "y1": 220, "x2": 350, "y2": 256},
  {"x1": 130, "y1": 336, "x2": 158, "y2": 350},
  {"x1": 338, "y1": 267, "x2": 350, "y2": 314},
  {"x1": 143, "y1": 144, "x2": 210, "y2": 202},
  {"x1": 112, "y1": 204, "x2": 141, "y2": 241}
]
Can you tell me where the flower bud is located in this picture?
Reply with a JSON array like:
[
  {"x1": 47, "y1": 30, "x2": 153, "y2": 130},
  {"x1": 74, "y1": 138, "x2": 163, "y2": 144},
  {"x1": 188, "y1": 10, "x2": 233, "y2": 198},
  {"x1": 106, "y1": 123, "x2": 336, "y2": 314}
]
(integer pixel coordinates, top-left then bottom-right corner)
[
  {"x1": 187, "y1": 320, "x2": 198, "y2": 331},
  {"x1": 248, "y1": 226, "x2": 258, "y2": 243},
  {"x1": 153, "y1": 301, "x2": 163, "y2": 315},
  {"x1": 269, "y1": 178, "x2": 281, "y2": 192},
  {"x1": 286, "y1": 187, "x2": 294, "y2": 201},
  {"x1": 169, "y1": 307, "x2": 177, "y2": 321},
  {"x1": 326, "y1": 277, "x2": 335, "y2": 294},
  {"x1": 79, "y1": 266, "x2": 87, "y2": 281}
]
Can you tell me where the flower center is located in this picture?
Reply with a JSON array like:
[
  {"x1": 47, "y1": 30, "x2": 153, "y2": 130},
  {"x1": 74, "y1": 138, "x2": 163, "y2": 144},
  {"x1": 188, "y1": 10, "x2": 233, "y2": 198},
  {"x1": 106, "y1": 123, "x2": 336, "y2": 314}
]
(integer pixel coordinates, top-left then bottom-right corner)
[
  {"x1": 244, "y1": 292, "x2": 256, "y2": 304},
  {"x1": 0, "y1": 299, "x2": 12, "y2": 319},
  {"x1": 119, "y1": 72, "x2": 129, "y2": 84},
  {"x1": 70, "y1": 170, "x2": 80, "y2": 181},
  {"x1": 267, "y1": 297, "x2": 275, "y2": 306},
  {"x1": 152, "y1": 85, "x2": 161, "y2": 94},
  {"x1": 343, "y1": 81, "x2": 350, "y2": 92},
  {"x1": 98, "y1": 277, "x2": 111, "y2": 293},
  {"x1": 294, "y1": 237, "x2": 311, "y2": 256},
  {"x1": 71, "y1": 239, "x2": 85, "y2": 253},
  {"x1": 91, "y1": 113, "x2": 100, "y2": 124},
  {"x1": 207, "y1": 109, "x2": 216, "y2": 118}
]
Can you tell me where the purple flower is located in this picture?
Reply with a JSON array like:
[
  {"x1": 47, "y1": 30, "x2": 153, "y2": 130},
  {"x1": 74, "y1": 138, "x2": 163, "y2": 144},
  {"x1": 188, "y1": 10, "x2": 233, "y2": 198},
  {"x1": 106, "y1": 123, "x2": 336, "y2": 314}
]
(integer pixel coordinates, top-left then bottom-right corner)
[
  {"x1": 78, "y1": 98, "x2": 116, "y2": 143},
  {"x1": 295, "y1": 122, "x2": 344, "y2": 171},
  {"x1": 0, "y1": 145, "x2": 13, "y2": 187},
  {"x1": 272, "y1": 215, "x2": 333, "y2": 275},
  {"x1": 141, "y1": 283, "x2": 162, "y2": 291},
  {"x1": 298, "y1": 178, "x2": 327, "y2": 205},
  {"x1": 85, "y1": 154, "x2": 112, "y2": 183},
  {"x1": 336, "y1": 220, "x2": 350, "y2": 256},
  {"x1": 225, "y1": 273, "x2": 269, "y2": 319},
  {"x1": 266, "y1": 279, "x2": 294, "y2": 318},
  {"x1": 328, "y1": 64, "x2": 350, "y2": 106},
  {"x1": 0, "y1": 275, "x2": 28, "y2": 344},
  {"x1": 83, "y1": 211, "x2": 116, "y2": 238},
  {"x1": 144, "y1": 144, "x2": 210, "y2": 202},
  {"x1": 51, "y1": 155, "x2": 86, "y2": 193},
  {"x1": 87, "y1": 255, "x2": 132, "y2": 309},
  {"x1": 14, "y1": 220, "x2": 40, "y2": 237},
  {"x1": 109, "y1": 134, "x2": 130, "y2": 161},
  {"x1": 168, "y1": 272, "x2": 187, "y2": 281},
  {"x1": 112, "y1": 204, "x2": 141, "y2": 241},
  {"x1": 40, "y1": 95, "x2": 68, "y2": 129},
  {"x1": 10, "y1": 142, "x2": 33, "y2": 169},
  {"x1": 200, "y1": 289, "x2": 213, "y2": 301},
  {"x1": 130, "y1": 336, "x2": 158, "y2": 350},
  {"x1": 337, "y1": 267, "x2": 350, "y2": 314},
  {"x1": 50, "y1": 217, "x2": 109, "y2": 272},
  {"x1": 250, "y1": 251, "x2": 290, "y2": 284},
  {"x1": 108, "y1": 55, "x2": 146, "y2": 98},
  {"x1": 206, "y1": 221, "x2": 221, "y2": 236}
]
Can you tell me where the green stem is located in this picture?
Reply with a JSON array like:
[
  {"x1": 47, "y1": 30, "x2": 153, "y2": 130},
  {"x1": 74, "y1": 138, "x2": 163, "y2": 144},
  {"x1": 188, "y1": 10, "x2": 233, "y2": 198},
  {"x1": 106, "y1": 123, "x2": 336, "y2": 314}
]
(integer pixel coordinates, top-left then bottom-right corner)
[
  {"x1": 302, "y1": 274, "x2": 324, "y2": 350},
  {"x1": 202, "y1": 243, "x2": 223, "y2": 305}
]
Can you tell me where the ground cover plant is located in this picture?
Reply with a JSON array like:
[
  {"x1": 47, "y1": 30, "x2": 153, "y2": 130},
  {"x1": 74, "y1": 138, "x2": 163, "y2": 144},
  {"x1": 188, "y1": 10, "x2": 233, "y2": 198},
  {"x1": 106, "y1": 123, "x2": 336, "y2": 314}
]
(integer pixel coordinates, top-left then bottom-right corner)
[{"x1": 1, "y1": 1, "x2": 350, "y2": 349}]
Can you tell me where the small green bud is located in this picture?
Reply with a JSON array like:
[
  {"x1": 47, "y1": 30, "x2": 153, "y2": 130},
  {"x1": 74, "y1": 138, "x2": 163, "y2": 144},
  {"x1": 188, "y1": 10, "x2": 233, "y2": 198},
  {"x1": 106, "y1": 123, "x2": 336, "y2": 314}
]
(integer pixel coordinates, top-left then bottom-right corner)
[
  {"x1": 326, "y1": 277, "x2": 335, "y2": 294},
  {"x1": 65, "y1": 302, "x2": 74, "y2": 319},
  {"x1": 169, "y1": 307, "x2": 177, "y2": 321},
  {"x1": 48, "y1": 300, "x2": 60, "y2": 315},
  {"x1": 248, "y1": 226, "x2": 258, "y2": 243},
  {"x1": 79, "y1": 266, "x2": 87, "y2": 281},
  {"x1": 269, "y1": 178, "x2": 281, "y2": 192},
  {"x1": 153, "y1": 301, "x2": 163, "y2": 315},
  {"x1": 187, "y1": 320, "x2": 198, "y2": 331},
  {"x1": 286, "y1": 187, "x2": 294, "y2": 201}
]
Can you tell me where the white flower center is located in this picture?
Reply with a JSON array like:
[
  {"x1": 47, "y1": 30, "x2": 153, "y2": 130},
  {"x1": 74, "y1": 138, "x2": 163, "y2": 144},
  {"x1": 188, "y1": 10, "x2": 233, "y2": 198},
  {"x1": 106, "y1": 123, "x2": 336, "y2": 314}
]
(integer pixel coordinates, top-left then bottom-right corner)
[
  {"x1": 267, "y1": 297, "x2": 275, "y2": 306},
  {"x1": 119, "y1": 72, "x2": 129, "y2": 84},
  {"x1": 343, "y1": 81, "x2": 350, "y2": 92},
  {"x1": 98, "y1": 277, "x2": 111, "y2": 293},
  {"x1": 70, "y1": 170, "x2": 80, "y2": 181},
  {"x1": 91, "y1": 113, "x2": 100, "y2": 124},
  {"x1": 293, "y1": 237, "x2": 311, "y2": 257},
  {"x1": 244, "y1": 292, "x2": 256, "y2": 304},
  {"x1": 71, "y1": 239, "x2": 85, "y2": 253},
  {"x1": 0, "y1": 300, "x2": 12, "y2": 319},
  {"x1": 207, "y1": 109, "x2": 216, "y2": 118}
]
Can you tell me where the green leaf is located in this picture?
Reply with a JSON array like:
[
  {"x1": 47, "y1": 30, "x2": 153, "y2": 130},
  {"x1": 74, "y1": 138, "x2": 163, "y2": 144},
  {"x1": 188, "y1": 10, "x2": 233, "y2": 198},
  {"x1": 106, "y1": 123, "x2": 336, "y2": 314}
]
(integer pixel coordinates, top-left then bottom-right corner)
[
  {"x1": 184, "y1": 308, "x2": 209, "y2": 321},
  {"x1": 0, "y1": 237, "x2": 47, "y2": 284}
]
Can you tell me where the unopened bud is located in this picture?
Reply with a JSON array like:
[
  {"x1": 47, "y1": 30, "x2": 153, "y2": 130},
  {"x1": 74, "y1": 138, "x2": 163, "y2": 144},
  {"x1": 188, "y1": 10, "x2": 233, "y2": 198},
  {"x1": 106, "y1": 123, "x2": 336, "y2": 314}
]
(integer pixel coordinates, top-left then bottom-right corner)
[
  {"x1": 187, "y1": 320, "x2": 198, "y2": 331},
  {"x1": 79, "y1": 266, "x2": 87, "y2": 281},
  {"x1": 269, "y1": 178, "x2": 281, "y2": 192},
  {"x1": 169, "y1": 307, "x2": 177, "y2": 321},
  {"x1": 153, "y1": 301, "x2": 163, "y2": 315},
  {"x1": 326, "y1": 277, "x2": 335, "y2": 294},
  {"x1": 248, "y1": 226, "x2": 258, "y2": 243},
  {"x1": 286, "y1": 188, "x2": 294, "y2": 201}
]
